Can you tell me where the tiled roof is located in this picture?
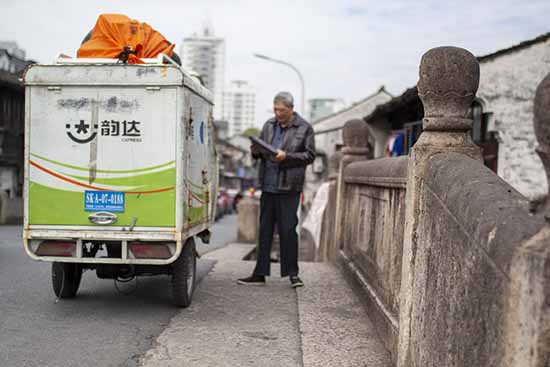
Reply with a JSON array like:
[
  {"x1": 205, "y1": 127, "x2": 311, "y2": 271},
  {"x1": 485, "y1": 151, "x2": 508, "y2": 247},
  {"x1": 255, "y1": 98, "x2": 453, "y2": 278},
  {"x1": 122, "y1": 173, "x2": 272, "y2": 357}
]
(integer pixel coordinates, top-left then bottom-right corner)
[{"x1": 477, "y1": 32, "x2": 550, "y2": 62}]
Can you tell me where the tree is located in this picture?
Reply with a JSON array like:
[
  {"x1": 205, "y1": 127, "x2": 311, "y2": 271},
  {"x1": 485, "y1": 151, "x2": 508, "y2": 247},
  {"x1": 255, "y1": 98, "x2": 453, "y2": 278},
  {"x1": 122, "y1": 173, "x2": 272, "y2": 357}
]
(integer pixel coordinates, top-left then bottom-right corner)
[{"x1": 241, "y1": 127, "x2": 261, "y2": 137}]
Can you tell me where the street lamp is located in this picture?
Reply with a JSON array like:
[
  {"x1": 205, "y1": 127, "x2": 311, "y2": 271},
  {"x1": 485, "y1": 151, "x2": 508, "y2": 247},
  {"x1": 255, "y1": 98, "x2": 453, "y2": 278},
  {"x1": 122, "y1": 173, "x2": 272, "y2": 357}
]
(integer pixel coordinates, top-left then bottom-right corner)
[{"x1": 254, "y1": 53, "x2": 306, "y2": 116}]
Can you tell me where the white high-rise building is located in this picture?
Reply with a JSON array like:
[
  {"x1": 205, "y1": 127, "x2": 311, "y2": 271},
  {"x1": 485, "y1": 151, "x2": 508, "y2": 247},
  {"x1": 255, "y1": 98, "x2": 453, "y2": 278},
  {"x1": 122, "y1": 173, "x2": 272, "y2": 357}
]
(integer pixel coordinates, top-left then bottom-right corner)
[
  {"x1": 223, "y1": 80, "x2": 256, "y2": 137},
  {"x1": 180, "y1": 23, "x2": 225, "y2": 119}
]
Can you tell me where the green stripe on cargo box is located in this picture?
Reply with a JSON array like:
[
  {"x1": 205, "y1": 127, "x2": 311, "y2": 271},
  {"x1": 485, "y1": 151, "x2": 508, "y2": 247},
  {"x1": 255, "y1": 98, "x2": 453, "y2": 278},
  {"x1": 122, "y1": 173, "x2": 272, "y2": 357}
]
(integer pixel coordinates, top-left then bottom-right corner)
[
  {"x1": 31, "y1": 153, "x2": 175, "y2": 174},
  {"x1": 29, "y1": 182, "x2": 175, "y2": 227},
  {"x1": 64, "y1": 167, "x2": 176, "y2": 191}
]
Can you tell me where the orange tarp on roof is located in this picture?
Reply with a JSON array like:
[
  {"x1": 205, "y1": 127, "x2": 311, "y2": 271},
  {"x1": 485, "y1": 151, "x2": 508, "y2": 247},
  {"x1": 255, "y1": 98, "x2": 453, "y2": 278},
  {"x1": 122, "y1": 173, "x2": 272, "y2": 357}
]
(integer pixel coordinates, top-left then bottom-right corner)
[{"x1": 77, "y1": 14, "x2": 175, "y2": 64}]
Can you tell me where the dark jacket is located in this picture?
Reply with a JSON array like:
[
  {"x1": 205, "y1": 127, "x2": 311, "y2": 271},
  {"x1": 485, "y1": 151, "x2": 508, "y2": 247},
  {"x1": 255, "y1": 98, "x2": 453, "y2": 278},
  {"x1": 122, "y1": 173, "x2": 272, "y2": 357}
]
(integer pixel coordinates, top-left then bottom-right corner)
[{"x1": 253, "y1": 113, "x2": 316, "y2": 192}]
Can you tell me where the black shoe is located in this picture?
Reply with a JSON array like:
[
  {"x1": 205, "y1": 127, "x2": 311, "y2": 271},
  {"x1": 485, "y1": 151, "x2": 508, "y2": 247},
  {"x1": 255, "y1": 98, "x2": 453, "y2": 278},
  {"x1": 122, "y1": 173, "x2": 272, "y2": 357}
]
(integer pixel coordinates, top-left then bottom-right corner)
[
  {"x1": 237, "y1": 274, "x2": 266, "y2": 286},
  {"x1": 290, "y1": 276, "x2": 304, "y2": 288}
]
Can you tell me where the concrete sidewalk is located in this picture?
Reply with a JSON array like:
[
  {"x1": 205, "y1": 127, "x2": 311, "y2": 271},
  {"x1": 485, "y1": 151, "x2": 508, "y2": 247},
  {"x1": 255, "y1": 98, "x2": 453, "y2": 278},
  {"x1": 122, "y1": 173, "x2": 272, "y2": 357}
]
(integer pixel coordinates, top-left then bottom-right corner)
[{"x1": 139, "y1": 243, "x2": 391, "y2": 367}]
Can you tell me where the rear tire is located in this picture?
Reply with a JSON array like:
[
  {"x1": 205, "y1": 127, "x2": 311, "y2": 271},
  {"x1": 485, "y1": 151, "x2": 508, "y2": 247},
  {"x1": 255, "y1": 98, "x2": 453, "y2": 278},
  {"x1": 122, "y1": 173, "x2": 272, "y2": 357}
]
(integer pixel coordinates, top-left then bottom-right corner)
[
  {"x1": 52, "y1": 262, "x2": 82, "y2": 298},
  {"x1": 171, "y1": 238, "x2": 196, "y2": 308}
]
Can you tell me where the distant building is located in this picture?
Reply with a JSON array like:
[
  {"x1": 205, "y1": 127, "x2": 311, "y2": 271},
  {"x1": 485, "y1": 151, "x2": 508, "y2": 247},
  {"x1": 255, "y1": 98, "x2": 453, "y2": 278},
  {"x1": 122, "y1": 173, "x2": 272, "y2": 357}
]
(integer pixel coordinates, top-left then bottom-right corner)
[
  {"x1": 302, "y1": 87, "x2": 393, "y2": 210},
  {"x1": 0, "y1": 41, "x2": 31, "y2": 74},
  {"x1": 0, "y1": 41, "x2": 33, "y2": 223},
  {"x1": 0, "y1": 41, "x2": 25, "y2": 59},
  {"x1": 223, "y1": 80, "x2": 256, "y2": 137},
  {"x1": 180, "y1": 23, "x2": 225, "y2": 120},
  {"x1": 228, "y1": 135, "x2": 252, "y2": 153},
  {"x1": 312, "y1": 86, "x2": 393, "y2": 159},
  {"x1": 308, "y1": 98, "x2": 346, "y2": 122},
  {"x1": 214, "y1": 124, "x2": 257, "y2": 191},
  {"x1": 213, "y1": 120, "x2": 229, "y2": 141}
]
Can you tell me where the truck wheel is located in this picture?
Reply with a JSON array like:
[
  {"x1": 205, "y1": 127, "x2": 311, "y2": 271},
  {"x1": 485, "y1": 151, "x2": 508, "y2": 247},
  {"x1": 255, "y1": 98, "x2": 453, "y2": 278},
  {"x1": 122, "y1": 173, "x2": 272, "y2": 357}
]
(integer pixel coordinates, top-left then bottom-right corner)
[
  {"x1": 52, "y1": 262, "x2": 82, "y2": 299},
  {"x1": 172, "y1": 238, "x2": 196, "y2": 308}
]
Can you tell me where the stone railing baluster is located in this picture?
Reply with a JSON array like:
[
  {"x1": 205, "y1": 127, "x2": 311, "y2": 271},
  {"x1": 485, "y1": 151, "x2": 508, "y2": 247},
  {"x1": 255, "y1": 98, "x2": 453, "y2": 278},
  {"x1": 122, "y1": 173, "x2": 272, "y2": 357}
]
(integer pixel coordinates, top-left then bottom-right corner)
[
  {"x1": 333, "y1": 119, "x2": 371, "y2": 256},
  {"x1": 398, "y1": 46, "x2": 483, "y2": 367}
]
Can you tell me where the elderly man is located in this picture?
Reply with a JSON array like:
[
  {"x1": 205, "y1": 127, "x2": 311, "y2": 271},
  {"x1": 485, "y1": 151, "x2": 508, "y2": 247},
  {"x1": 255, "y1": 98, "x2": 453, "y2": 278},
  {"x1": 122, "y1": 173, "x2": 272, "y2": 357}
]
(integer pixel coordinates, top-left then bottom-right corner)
[{"x1": 238, "y1": 92, "x2": 315, "y2": 288}]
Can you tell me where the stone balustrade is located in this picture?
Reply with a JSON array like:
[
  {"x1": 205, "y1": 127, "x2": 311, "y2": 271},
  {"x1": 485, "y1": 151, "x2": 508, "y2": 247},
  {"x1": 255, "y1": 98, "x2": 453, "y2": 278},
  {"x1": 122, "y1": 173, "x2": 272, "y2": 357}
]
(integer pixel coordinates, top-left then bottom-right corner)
[{"x1": 318, "y1": 46, "x2": 550, "y2": 366}]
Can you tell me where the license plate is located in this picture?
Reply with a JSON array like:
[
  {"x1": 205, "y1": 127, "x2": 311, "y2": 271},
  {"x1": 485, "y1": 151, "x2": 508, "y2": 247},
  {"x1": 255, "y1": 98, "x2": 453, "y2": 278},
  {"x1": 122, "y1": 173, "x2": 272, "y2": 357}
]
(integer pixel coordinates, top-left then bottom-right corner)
[{"x1": 84, "y1": 190, "x2": 125, "y2": 213}]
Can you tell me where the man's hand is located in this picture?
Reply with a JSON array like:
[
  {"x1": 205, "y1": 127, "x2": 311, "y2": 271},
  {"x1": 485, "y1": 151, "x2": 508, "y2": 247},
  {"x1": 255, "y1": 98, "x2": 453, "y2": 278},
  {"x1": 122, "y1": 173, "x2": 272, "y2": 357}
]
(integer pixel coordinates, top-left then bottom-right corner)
[
  {"x1": 250, "y1": 144, "x2": 259, "y2": 155},
  {"x1": 274, "y1": 149, "x2": 287, "y2": 162}
]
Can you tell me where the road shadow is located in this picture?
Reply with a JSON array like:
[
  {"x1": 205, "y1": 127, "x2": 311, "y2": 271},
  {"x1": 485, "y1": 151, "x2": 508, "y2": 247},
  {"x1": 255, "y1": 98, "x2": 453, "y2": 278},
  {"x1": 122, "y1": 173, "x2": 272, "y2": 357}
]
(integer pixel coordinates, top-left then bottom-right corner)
[{"x1": 53, "y1": 258, "x2": 217, "y2": 310}]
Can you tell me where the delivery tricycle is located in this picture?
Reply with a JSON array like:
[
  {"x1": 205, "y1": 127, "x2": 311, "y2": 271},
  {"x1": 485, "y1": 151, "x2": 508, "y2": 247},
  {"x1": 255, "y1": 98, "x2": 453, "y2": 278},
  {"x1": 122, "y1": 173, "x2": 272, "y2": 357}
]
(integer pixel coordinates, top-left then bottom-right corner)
[{"x1": 22, "y1": 54, "x2": 218, "y2": 307}]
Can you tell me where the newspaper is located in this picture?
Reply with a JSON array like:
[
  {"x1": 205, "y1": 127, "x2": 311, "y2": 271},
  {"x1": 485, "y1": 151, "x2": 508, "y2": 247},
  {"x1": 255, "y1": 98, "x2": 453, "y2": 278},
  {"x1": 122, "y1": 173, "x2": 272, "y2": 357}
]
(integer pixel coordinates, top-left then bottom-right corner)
[{"x1": 249, "y1": 136, "x2": 278, "y2": 156}]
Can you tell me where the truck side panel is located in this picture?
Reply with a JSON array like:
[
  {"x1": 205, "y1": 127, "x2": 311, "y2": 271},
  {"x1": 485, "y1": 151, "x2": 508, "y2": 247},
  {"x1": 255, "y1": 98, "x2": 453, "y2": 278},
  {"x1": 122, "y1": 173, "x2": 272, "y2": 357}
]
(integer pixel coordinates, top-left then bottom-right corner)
[{"x1": 182, "y1": 89, "x2": 216, "y2": 229}]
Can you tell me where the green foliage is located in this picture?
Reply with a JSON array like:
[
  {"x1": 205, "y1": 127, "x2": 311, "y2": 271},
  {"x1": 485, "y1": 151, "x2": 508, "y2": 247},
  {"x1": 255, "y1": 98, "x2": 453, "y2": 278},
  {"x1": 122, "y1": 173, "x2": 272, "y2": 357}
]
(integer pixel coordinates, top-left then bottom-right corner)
[{"x1": 241, "y1": 127, "x2": 261, "y2": 137}]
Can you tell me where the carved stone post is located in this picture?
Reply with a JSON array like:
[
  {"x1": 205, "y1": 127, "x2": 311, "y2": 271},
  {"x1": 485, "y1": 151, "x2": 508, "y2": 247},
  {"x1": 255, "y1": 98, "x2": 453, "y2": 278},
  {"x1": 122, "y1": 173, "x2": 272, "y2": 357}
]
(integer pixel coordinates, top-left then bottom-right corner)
[
  {"x1": 397, "y1": 47, "x2": 482, "y2": 367},
  {"x1": 341, "y1": 119, "x2": 371, "y2": 166},
  {"x1": 334, "y1": 119, "x2": 371, "y2": 257}
]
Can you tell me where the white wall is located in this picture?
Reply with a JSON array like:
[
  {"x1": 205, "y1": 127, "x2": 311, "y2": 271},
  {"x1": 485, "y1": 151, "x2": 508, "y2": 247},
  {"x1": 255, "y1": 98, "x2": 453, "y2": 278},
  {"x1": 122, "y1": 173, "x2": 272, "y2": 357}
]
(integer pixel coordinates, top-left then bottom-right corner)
[{"x1": 478, "y1": 38, "x2": 550, "y2": 200}]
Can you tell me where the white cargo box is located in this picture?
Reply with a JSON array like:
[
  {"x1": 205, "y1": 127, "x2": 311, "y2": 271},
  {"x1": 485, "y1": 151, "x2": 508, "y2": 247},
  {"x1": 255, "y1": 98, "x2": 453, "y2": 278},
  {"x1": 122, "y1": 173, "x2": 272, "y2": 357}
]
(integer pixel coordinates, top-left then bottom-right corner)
[{"x1": 23, "y1": 58, "x2": 218, "y2": 267}]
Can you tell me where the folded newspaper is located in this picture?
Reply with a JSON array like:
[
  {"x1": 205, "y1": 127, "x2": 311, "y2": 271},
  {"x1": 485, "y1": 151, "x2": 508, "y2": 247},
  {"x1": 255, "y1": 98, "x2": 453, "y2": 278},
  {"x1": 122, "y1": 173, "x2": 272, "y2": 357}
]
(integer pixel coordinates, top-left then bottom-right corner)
[{"x1": 249, "y1": 136, "x2": 278, "y2": 156}]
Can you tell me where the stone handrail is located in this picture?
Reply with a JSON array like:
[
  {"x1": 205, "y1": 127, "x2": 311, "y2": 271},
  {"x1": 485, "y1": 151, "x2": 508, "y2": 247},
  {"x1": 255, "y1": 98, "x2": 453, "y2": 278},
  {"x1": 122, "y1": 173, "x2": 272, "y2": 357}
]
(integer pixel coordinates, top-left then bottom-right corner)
[
  {"x1": 344, "y1": 156, "x2": 408, "y2": 188},
  {"x1": 424, "y1": 152, "x2": 542, "y2": 253}
]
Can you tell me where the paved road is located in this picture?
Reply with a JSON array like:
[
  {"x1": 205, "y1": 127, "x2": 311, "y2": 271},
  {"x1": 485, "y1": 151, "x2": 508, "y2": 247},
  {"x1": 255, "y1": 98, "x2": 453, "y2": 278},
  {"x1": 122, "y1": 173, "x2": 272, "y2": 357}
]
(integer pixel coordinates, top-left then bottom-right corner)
[
  {"x1": 0, "y1": 214, "x2": 237, "y2": 367},
  {"x1": 140, "y1": 244, "x2": 392, "y2": 367},
  {"x1": 197, "y1": 213, "x2": 238, "y2": 255}
]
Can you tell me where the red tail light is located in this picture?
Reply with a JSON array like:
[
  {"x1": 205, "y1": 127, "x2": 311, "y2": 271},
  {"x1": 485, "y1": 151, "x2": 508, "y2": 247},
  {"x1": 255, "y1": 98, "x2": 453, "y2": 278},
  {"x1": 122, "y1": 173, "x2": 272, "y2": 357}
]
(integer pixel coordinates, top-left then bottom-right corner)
[
  {"x1": 35, "y1": 241, "x2": 76, "y2": 257},
  {"x1": 129, "y1": 242, "x2": 171, "y2": 259}
]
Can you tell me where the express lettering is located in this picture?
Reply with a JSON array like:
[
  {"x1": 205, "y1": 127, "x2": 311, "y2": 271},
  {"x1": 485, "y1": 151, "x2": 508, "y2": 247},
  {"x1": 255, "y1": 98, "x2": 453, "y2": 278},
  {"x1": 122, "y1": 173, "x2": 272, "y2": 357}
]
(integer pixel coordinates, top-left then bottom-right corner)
[{"x1": 66, "y1": 119, "x2": 142, "y2": 144}]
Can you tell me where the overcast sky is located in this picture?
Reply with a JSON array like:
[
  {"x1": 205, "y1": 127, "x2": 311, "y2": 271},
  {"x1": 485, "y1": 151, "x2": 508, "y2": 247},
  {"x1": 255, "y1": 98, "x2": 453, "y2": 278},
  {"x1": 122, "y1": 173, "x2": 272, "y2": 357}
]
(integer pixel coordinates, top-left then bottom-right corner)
[{"x1": 2, "y1": 0, "x2": 549, "y2": 126}]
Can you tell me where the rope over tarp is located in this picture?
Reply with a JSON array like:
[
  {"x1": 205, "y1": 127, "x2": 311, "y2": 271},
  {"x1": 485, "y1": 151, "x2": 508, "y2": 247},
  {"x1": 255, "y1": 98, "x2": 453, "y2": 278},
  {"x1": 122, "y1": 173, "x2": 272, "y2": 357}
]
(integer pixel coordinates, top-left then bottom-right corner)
[{"x1": 77, "y1": 14, "x2": 175, "y2": 64}]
